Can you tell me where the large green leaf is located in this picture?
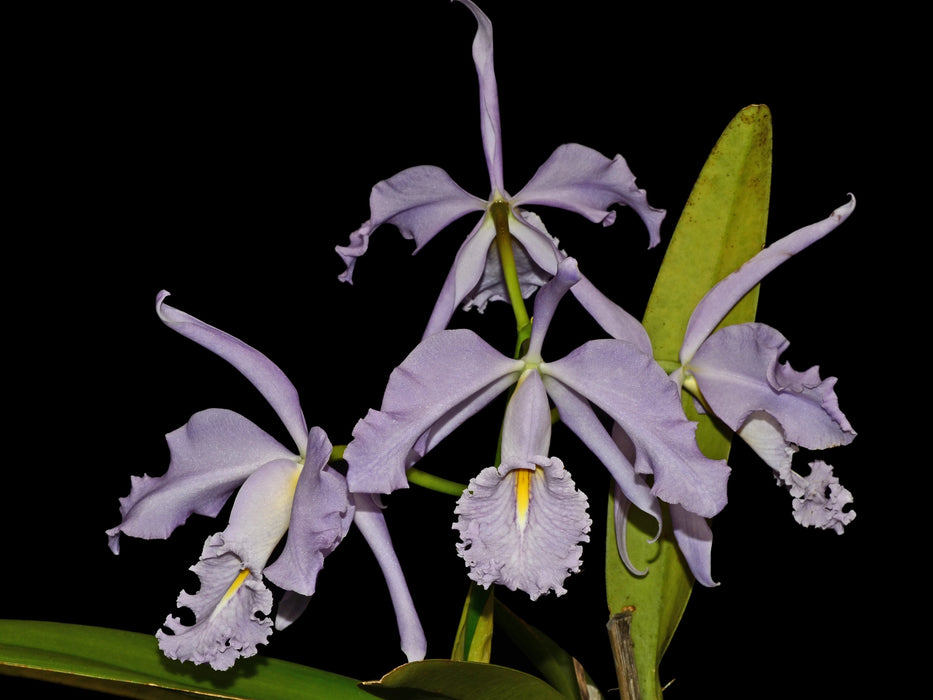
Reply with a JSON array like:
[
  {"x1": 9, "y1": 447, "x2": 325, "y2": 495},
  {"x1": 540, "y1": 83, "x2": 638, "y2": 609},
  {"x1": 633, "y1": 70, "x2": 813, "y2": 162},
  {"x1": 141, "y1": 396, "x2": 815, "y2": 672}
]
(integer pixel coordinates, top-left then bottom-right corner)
[
  {"x1": 359, "y1": 659, "x2": 566, "y2": 700},
  {"x1": 605, "y1": 104, "x2": 772, "y2": 699},
  {"x1": 0, "y1": 619, "x2": 371, "y2": 699}
]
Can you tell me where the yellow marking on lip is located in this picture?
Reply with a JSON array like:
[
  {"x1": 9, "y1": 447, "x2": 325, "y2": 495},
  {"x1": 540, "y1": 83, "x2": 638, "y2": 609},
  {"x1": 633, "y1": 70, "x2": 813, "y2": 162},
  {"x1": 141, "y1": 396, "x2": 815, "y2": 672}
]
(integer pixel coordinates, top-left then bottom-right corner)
[
  {"x1": 515, "y1": 469, "x2": 533, "y2": 530},
  {"x1": 218, "y1": 568, "x2": 251, "y2": 610}
]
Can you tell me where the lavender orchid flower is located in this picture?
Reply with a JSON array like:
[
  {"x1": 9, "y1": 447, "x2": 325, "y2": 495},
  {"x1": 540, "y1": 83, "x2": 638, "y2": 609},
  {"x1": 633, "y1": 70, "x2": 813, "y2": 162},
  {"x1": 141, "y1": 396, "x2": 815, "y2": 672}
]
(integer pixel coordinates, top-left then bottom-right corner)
[
  {"x1": 344, "y1": 258, "x2": 728, "y2": 598},
  {"x1": 336, "y1": 0, "x2": 664, "y2": 345},
  {"x1": 106, "y1": 292, "x2": 425, "y2": 669},
  {"x1": 671, "y1": 196, "x2": 858, "y2": 534}
]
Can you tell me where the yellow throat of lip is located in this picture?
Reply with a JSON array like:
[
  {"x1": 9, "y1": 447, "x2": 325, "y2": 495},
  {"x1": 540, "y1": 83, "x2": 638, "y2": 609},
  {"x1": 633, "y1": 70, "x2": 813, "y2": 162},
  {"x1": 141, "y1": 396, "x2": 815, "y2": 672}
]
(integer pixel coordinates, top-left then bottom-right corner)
[
  {"x1": 514, "y1": 468, "x2": 533, "y2": 530},
  {"x1": 216, "y1": 567, "x2": 252, "y2": 615}
]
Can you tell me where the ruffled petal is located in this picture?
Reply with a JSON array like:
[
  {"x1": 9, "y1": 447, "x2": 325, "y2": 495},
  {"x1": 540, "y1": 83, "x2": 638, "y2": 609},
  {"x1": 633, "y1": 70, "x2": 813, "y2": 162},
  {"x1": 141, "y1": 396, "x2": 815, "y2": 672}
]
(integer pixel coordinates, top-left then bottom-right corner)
[
  {"x1": 156, "y1": 458, "x2": 302, "y2": 670},
  {"x1": 337, "y1": 165, "x2": 486, "y2": 283},
  {"x1": 454, "y1": 0, "x2": 504, "y2": 191},
  {"x1": 344, "y1": 329, "x2": 524, "y2": 494},
  {"x1": 264, "y1": 428, "x2": 355, "y2": 596},
  {"x1": 352, "y1": 493, "x2": 427, "y2": 662},
  {"x1": 689, "y1": 323, "x2": 855, "y2": 454},
  {"x1": 512, "y1": 143, "x2": 665, "y2": 247},
  {"x1": 542, "y1": 340, "x2": 729, "y2": 518},
  {"x1": 106, "y1": 408, "x2": 295, "y2": 553},
  {"x1": 786, "y1": 460, "x2": 856, "y2": 534},
  {"x1": 156, "y1": 292, "x2": 309, "y2": 453},
  {"x1": 156, "y1": 534, "x2": 273, "y2": 670},
  {"x1": 681, "y1": 196, "x2": 855, "y2": 362},
  {"x1": 454, "y1": 458, "x2": 591, "y2": 600}
]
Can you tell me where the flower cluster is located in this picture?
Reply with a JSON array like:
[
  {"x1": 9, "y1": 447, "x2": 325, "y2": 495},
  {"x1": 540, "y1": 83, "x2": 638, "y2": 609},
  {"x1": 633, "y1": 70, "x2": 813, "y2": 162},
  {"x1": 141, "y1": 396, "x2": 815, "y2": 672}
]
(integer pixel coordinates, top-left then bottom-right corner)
[{"x1": 107, "y1": 0, "x2": 856, "y2": 673}]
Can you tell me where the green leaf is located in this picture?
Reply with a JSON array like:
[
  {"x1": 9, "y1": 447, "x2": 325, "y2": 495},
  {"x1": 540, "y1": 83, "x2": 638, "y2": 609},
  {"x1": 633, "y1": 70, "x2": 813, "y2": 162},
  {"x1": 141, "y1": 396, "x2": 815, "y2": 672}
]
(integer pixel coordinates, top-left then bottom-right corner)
[
  {"x1": 359, "y1": 659, "x2": 567, "y2": 700},
  {"x1": 0, "y1": 619, "x2": 371, "y2": 699},
  {"x1": 605, "y1": 104, "x2": 773, "y2": 699},
  {"x1": 450, "y1": 584, "x2": 494, "y2": 662},
  {"x1": 492, "y1": 599, "x2": 603, "y2": 700}
]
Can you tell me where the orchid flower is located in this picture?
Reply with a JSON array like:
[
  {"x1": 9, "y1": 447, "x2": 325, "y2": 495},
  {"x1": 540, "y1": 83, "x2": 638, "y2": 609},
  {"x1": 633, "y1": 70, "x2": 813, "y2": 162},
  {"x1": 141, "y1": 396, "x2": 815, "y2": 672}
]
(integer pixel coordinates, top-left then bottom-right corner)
[
  {"x1": 344, "y1": 258, "x2": 728, "y2": 598},
  {"x1": 336, "y1": 0, "x2": 664, "y2": 345},
  {"x1": 671, "y1": 195, "x2": 858, "y2": 534},
  {"x1": 106, "y1": 292, "x2": 425, "y2": 670}
]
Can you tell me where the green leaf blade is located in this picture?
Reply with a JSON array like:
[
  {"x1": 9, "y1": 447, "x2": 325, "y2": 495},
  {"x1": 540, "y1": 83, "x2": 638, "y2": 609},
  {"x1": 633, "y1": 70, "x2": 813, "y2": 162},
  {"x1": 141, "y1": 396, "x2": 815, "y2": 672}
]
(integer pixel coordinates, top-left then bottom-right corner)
[
  {"x1": 1, "y1": 619, "x2": 371, "y2": 699},
  {"x1": 605, "y1": 104, "x2": 773, "y2": 699}
]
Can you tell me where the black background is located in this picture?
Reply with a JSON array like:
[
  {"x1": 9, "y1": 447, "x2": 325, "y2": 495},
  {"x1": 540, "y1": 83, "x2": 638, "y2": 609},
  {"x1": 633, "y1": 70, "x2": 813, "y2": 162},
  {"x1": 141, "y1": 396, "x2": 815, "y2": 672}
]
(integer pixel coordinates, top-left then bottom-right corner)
[{"x1": 6, "y1": 1, "x2": 911, "y2": 697}]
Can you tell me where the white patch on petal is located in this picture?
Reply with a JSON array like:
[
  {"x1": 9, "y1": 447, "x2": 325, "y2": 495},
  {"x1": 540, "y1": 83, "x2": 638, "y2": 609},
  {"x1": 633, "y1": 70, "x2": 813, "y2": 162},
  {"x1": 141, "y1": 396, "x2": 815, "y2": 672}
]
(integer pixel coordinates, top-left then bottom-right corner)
[
  {"x1": 156, "y1": 533, "x2": 273, "y2": 670},
  {"x1": 453, "y1": 459, "x2": 591, "y2": 600}
]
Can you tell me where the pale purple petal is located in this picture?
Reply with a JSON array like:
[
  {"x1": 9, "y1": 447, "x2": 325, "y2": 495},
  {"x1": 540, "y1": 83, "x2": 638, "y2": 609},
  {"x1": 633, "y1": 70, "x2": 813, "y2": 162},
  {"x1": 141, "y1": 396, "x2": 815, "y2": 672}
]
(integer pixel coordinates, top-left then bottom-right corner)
[
  {"x1": 544, "y1": 378, "x2": 661, "y2": 529},
  {"x1": 669, "y1": 504, "x2": 717, "y2": 587},
  {"x1": 264, "y1": 427, "x2": 354, "y2": 597},
  {"x1": 460, "y1": 222, "x2": 553, "y2": 316},
  {"x1": 157, "y1": 535, "x2": 273, "y2": 670},
  {"x1": 513, "y1": 143, "x2": 665, "y2": 247},
  {"x1": 786, "y1": 460, "x2": 856, "y2": 534},
  {"x1": 274, "y1": 592, "x2": 310, "y2": 631},
  {"x1": 499, "y1": 370, "x2": 551, "y2": 464},
  {"x1": 352, "y1": 493, "x2": 427, "y2": 662},
  {"x1": 689, "y1": 323, "x2": 855, "y2": 454},
  {"x1": 681, "y1": 196, "x2": 855, "y2": 362},
  {"x1": 344, "y1": 329, "x2": 524, "y2": 494},
  {"x1": 156, "y1": 291, "x2": 309, "y2": 453},
  {"x1": 422, "y1": 216, "x2": 497, "y2": 339},
  {"x1": 454, "y1": 0, "x2": 504, "y2": 191},
  {"x1": 453, "y1": 458, "x2": 591, "y2": 600},
  {"x1": 525, "y1": 257, "x2": 582, "y2": 361},
  {"x1": 156, "y1": 458, "x2": 303, "y2": 669},
  {"x1": 542, "y1": 340, "x2": 730, "y2": 517},
  {"x1": 570, "y1": 275, "x2": 653, "y2": 355},
  {"x1": 106, "y1": 408, "x2": 295, "y2": 553},
  {"x1": 337, "y1": 165, "x2": 486, "y2": 284},
  {"x1": 611, "y1": 484, "x2": 647, "y2": 576}
]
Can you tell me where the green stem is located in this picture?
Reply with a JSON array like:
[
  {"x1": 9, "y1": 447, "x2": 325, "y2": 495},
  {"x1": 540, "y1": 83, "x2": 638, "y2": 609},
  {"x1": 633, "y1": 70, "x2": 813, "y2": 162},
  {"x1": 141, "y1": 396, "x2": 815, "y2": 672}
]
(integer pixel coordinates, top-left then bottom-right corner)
[
  {"x1": 406, "y1": 467, "x2": 468, "y2": 497},
  {"x1": 490, "y1": 201, "x2": 531, "y2": 335}
]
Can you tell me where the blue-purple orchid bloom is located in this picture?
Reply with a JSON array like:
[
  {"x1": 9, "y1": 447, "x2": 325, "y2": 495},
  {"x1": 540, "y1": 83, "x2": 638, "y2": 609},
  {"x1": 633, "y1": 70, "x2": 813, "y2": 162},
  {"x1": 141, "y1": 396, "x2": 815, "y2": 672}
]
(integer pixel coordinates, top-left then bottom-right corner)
[
  {"x1": 344, "y1": 258, "x2": 728, "y2": 599},
  {"x1": 106, "y1": 292, "x2": 426, "y2": 670},
  {"x1": 336, "y1": 0, "x2": 665, "y2": 341},
  {"x1": 670, "y1": 196, "x2": 858, "y2": 534}
]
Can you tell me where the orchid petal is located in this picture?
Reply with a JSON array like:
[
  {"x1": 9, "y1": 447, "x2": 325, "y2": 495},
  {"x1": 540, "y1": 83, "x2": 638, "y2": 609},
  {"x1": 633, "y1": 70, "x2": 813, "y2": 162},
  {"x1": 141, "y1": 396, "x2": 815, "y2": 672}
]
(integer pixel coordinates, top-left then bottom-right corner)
[
  {"x1": 106, "y1": 408, "x2": 295, "y2": 553},
  {"x1": 337, "y1": 165, "x2": 486, "y2": 284},
  {"x1": 274, "y1": 592, "x2": 310, "y2": 631},
  {"x1": 155, "y1": 458, "x2": 302, "y2": 670},
  {"x1": 156, "y1": 292, "x2": 309, "y2": 453},
  {"x1": 264, "y1": 428, "x2": 355, "y2": 597},
  {"x1": 787, "y1": 460, "x2": 856, "y2": 534},
  {"x1": 544, "y1": 378, "x2": 661, "y2": 529},
  {"x1": 157, "y1": 538, "x2": 273, "y2": 670},
  {"x1": 454, "y1": 458, "x2": 591, "y2": 600},
  {"x1": 422, "y1": 215, "x2": 497, "y2": 339},
  {"x1": 570, "y1": 275, "x2": 653, "y2": 355},
  {"x1": 668, "y1": 504, "x2": 717, "y2": 587},
  {"x1": 681, "y1": 195, "x2": 855, "y2": 362},
  {"x1": 500, "y1": 370, "x2": 551, "y2": 464},
  {"x1": 689, "y1": 323, "x2": 855, "y2": 456},
  {"x1": 352, "y1": 493, "x2": 427, "y2": 662},
  {"x1": 542, "y1": 340, "x2": 729, "y2": 517},
  {"x1": 525, "y1": 257, "x2": 582, "y2": 360},
  {"x1": 344, "y1": 329, "x2": 524, "y2": 494},
  {"x1": 611, "y1": 486, "x2": 647, "y2": 576},
  {"x1": 513, "y1": 143, "x2": 665, "y2": 247},
  {"x1": 454, "y1": 0, "x2": 504, "y2": 191}
]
